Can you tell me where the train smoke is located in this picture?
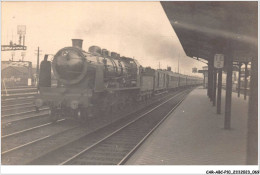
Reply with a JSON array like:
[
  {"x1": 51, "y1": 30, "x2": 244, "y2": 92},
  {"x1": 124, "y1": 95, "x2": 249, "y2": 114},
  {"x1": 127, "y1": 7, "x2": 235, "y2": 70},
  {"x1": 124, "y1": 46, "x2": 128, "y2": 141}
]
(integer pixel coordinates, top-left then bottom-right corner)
[{"x1": 73, "y1": 2, "x2": 205, "y2": 73}]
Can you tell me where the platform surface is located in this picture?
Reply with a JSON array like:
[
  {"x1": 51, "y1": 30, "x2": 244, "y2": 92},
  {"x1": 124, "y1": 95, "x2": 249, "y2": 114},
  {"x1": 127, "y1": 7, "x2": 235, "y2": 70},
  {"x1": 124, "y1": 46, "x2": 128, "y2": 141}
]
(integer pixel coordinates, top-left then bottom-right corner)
[{"x1": 126, "y1": 87, "x2": 249, "y2": 165}]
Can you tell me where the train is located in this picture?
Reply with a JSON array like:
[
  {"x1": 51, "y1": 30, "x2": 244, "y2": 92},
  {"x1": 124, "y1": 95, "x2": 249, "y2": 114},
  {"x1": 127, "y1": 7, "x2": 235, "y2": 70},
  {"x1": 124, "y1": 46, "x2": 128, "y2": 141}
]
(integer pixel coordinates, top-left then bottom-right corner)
[{"x1": 35, "y1": 39, "x2": 203, "y2": 122}]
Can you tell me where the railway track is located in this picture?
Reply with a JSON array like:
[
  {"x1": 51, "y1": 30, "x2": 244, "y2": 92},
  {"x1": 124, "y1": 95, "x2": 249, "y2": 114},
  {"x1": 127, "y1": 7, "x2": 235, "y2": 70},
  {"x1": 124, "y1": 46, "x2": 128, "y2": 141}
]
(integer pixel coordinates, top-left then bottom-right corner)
[
  {"x1": 1, "y1": 87, "x2": 49, "y2": 134},
  {"x1": 64, "y1": 89, "x2": 190, "y2": 165},
  {"x1": 1, "y1": 89, "x2": 178, "y2": 164},
  {"x1": 2, "y1": 108, "x2": 49, "y2": 125},
  {"x1": 1, "y1": 123, "x2": 82, "y2": 165},
  {"x1": 1, "y1": 87, "x2": 193, "y2": 165},
  {"x1": 1, "y1": 96, "x2": 36, "y2": 106},
  {"x1": 2, "y1": 119, "x2": 66, "y2": 139},
  {"x1": 1, "y1": 87, "x2": 37, "y2": 104},
  {"x1": 2, "y1": 106, "x2": 49, "y2": 118},
  {"x1": 1, "y1": 112, "x2": 51, "y2": 136},
  {"x1": 1, "y1": 87, "x2": 37, "y2": 95},
  {"x1": 1, "y1": 119, "x2": 78, "y2": 154},
  {"x1": 1, "y1": 90, "x2": 51, "y2": 145},
  {"x1": 2, "y1": 102, "x2": 35, "y2": 111},
  {"x1": 1, "y1": 92, "x2": 37, "y2": 100},
  {"x1": 28, "y1": 88, "x2": 192, "y2": 165}
]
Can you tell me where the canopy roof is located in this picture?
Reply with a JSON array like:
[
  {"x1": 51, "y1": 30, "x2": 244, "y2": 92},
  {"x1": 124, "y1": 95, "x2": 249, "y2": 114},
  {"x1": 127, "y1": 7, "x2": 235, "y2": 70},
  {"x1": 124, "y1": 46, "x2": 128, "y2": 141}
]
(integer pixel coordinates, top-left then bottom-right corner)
[{"x1": 161, "y1": 2, "x2": 258, "y2": 61}]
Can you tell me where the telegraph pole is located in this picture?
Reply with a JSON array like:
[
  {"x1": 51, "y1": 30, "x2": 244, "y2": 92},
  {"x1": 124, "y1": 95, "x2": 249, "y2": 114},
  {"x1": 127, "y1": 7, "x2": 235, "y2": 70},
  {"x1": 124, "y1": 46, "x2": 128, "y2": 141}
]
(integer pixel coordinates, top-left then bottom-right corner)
[
  {"x1": 21, "y1": 52, "x2": 26, "y2": 61},
  {"x1": 178, "y1": 54, "x2": 180, "y2": 74},
  {"x1": 35, "y1": 47, "x2": 42, "y2": 86},
  {"x1": 37, "y1": 47, "x2": 40, "y2": 76},
  {"x1": 11, "y1": 52, "x2": 15, "y2": 61}
]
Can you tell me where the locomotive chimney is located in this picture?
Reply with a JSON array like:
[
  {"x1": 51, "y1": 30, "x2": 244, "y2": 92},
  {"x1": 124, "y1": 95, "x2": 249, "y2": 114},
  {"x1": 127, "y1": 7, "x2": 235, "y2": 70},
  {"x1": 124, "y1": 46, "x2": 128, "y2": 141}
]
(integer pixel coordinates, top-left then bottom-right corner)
[{"x1": 72, "y1": 39, "x2": 83, "y2": 49}]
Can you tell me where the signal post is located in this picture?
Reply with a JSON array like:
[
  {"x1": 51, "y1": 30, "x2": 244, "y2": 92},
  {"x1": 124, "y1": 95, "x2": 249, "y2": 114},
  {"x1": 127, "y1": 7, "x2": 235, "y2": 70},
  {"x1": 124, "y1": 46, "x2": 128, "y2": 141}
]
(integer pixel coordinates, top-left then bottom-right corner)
[{"x1": 214, "y1": 54, "x2": 224, "y2": 114}]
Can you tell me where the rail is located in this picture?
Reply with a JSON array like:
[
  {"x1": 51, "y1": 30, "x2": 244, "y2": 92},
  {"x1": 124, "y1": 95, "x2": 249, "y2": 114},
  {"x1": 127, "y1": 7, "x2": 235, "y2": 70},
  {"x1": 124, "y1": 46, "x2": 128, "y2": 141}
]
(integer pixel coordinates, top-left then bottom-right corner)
[{"x1": 2, "y1": 79, "x2": 9, "y2": 96}]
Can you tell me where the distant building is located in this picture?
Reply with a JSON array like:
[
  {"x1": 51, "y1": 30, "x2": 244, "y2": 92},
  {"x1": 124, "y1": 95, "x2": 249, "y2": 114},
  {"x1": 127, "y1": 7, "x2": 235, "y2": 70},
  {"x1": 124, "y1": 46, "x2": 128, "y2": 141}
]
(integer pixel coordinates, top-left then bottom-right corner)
[{"x1": 1, "y1": 60, "x2": 34, "y2": 88}]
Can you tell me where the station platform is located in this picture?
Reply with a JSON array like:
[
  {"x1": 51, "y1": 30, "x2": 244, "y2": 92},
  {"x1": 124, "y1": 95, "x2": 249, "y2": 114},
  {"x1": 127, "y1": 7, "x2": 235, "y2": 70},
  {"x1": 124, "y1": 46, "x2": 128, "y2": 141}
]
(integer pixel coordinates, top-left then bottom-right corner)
[{"x1": 126, "y1": 87, "x2": 249, "y2": 165}]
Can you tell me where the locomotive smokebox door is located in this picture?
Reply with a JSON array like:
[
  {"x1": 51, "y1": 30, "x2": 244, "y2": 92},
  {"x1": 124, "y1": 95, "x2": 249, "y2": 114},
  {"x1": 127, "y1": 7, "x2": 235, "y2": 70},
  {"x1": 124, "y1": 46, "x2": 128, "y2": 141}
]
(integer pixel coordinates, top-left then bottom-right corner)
[{"x1": 52, "y1": 47, "x2": 88, "y2": 85}]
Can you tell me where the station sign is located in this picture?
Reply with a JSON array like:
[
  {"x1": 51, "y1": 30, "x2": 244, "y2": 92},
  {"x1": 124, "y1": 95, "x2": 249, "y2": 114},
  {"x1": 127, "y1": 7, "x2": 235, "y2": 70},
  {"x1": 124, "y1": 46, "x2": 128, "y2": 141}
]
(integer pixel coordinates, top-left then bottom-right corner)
[
  {"x1": 233, "y1": 57, "x2": 252, "y2": 63},
  {"x1": 214, "y1": 54, "x2": 224, "y2": 69}
]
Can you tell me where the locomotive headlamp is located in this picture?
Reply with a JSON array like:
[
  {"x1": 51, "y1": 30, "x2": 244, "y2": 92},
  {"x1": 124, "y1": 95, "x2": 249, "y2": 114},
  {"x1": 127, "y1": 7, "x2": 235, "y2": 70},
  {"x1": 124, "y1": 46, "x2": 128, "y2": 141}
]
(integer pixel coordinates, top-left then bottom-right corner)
[
  {"x1": 70, "y1": 100, "x2": 79, "y2": 110},
  {"x1": 35, "y1": 99, "x2": 43, "y2": 108}
]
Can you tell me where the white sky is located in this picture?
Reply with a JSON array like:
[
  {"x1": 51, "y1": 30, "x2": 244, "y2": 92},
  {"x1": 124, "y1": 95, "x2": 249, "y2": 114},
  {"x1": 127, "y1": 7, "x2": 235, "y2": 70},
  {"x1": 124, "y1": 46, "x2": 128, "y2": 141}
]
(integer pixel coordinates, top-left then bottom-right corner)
[{"x1": 1, "y1": 1, "x2": 205, "y2": 76}]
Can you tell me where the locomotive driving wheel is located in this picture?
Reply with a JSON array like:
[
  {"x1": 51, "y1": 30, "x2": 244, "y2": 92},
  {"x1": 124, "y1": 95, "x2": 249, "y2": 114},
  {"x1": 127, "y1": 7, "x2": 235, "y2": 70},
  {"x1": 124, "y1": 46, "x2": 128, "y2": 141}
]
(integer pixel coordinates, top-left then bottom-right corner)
[
  {"x1": 105, "y1": 92, "x2": 118, "y2": 114},
  {"x1": 76, "y1": 108, "x2": 87, "y2": 122},
  {"x1": 49, "y1": 108, "x2": 60, "y2": 123},
  {"x1": 118, "y1": 94, "x2": 126, "y2": 111},
  {"x1": 99, "y1": 95, "x2": 111, "y2": 114}
]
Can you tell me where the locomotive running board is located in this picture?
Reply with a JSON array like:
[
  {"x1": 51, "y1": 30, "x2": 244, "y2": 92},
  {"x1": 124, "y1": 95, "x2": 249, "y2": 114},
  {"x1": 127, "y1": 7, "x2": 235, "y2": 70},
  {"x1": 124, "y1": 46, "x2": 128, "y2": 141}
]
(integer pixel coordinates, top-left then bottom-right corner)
[
  {"x1": 154, "y1": 91, "x2": 168, "y2": 96},
  {"x1": 39, "y1": 87, "x2": 66, "y2": 93},
  {"x1": 106, "y1": 87, "x2": 140, "y2": 92}
]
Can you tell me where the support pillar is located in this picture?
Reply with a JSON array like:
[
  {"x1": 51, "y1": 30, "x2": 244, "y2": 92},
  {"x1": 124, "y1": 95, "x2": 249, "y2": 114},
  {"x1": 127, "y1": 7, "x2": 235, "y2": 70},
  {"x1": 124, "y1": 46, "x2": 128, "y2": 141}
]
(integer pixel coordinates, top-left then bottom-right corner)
[
  {"x1": 244, "y1": 62, "x2": 248, "y2": 100},
  {"x1": 36, "y1": 47, "x2": 40, "y2": 87},
  {"x1": 217, "y1": 69, "x2": 222, "y2": 114},
  {"x1": 203, "y1": 72, "x2": 205, "y2": 89},
  {"x1": 224, "y1": 56, "x2": 233, "y2": 129},
  {"x1": 246, "y1": 54, "x2": 258, "y2": 164},
  {"x1": 237, "y1": 63, "x2": 242, "y2": 97},
  {"x1": 212, "y1": 69, "x2": 217, "y2": 106},
  {"x1": 208, "y1": 59, "x2": 213, "y2": 101},
  {"x1": 207, "y1": 63, "x2": 210, "y2": 97}
]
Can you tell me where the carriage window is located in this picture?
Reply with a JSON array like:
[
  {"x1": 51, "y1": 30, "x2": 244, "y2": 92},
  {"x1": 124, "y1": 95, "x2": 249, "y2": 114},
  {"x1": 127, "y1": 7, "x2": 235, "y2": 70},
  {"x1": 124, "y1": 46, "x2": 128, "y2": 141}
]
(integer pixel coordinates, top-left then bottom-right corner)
[{"x1": 171, "y1": 76, "x2": 177, "y2": 81}]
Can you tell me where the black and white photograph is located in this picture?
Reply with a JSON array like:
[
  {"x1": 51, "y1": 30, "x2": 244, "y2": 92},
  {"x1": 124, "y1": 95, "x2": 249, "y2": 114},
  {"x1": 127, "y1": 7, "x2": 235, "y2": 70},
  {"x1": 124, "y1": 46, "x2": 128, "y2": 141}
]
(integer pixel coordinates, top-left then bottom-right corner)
[{"x1": 1, "y1": 1, "x2": 258, "y2": 174}]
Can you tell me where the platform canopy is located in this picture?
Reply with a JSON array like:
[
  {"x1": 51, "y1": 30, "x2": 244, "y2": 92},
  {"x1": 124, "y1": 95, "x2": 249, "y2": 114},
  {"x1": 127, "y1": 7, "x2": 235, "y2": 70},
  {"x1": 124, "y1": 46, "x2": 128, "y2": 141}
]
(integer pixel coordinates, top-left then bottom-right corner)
[{"x1": 161, "y1": 1, "x2": 258, "y2": 61}]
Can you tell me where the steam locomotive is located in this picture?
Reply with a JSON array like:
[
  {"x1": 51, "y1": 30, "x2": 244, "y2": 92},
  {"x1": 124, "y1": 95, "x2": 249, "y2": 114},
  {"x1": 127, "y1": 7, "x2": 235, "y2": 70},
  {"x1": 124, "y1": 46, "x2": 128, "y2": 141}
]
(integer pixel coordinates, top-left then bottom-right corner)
[{"x1": 35, "y1": 39, "x2": 203, "y2": 122}]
